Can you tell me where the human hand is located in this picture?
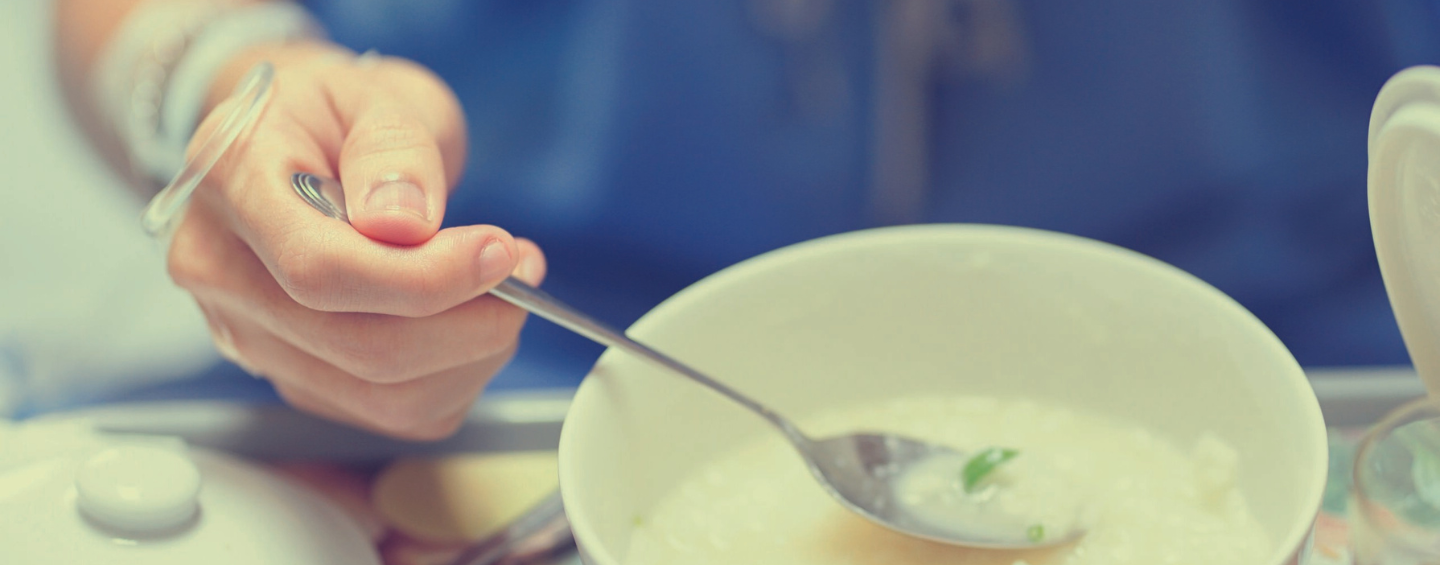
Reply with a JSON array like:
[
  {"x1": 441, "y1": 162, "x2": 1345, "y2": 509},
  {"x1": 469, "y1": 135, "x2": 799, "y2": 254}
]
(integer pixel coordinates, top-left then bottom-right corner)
[{"x1": 167, "y1": 41, "x2": 546, "y2": 440}]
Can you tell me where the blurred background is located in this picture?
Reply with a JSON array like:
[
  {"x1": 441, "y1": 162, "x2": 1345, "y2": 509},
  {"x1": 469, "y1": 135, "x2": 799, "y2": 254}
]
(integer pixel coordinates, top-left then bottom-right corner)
[{"x1": 4, "y1": 0, "x2": 1434, "y2": 416}]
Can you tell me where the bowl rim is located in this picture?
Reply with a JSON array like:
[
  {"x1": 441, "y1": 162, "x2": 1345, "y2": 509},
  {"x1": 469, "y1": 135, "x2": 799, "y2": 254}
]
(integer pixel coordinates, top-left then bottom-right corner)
[{"x1": 558, "y1": 223, "x2": 1328, "y2": 565}]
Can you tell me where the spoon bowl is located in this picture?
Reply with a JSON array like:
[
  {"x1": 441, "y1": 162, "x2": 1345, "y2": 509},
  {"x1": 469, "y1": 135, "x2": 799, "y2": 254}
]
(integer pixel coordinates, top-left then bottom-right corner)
[{"x1": 803, "y1": 434, "x2": 1081, "y2": 548}]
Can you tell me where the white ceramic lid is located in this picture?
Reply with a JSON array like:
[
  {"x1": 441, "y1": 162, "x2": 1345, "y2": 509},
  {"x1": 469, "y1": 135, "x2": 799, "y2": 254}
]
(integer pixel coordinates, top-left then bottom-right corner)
[
  {"x1": 1370, "y1": 65, "x2": 1440, "y2": 394},
  {"x1": 0, "y1": 419, "x2": 381, "y2": 565}
]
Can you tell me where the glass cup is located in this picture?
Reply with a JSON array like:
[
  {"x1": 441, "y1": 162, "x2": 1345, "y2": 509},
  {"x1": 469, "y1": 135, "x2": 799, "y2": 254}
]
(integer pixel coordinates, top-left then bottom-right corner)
[{"x1": 1352, "y1": 398, "x2": 1440, "y2": 564}]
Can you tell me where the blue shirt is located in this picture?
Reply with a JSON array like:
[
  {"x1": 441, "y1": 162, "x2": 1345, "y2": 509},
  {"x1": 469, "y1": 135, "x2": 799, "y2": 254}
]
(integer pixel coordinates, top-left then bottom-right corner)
[{"x1": 125, "y1": 0, "x2": 1438, "y2": 404}]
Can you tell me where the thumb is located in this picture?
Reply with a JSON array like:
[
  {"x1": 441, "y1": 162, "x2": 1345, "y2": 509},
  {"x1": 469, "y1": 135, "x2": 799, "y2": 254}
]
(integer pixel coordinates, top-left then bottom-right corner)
[
  {"x1": 330, "y1": 64, "x2": 466, "y2": 246},
  {"x1": 337, "y1": 107, "x2": 449, "y2": 245}
]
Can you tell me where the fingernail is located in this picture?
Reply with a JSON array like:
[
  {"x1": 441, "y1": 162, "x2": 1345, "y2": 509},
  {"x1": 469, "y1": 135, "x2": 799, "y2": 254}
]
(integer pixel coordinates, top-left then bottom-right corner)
[
  {"x1": 212, "y1": 321, "x2": 262, "y2": 379},
  {"x1": 364, "y1": 180, "x2": 429, "y2": 220},
  {"x1": 212, "y1": 319, "x2": 238, "y2": 360},
  {"x1": 514, "y1": 251, "x2": 542, "y2": 283},
  {"x1": 477, "y1": 238, "x2": 514, "y2": 282}
]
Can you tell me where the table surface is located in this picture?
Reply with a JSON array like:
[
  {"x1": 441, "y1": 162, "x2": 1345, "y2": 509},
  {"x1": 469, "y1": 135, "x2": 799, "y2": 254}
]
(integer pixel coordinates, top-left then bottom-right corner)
[
  {"x1": 474, "y1": 367, "x2": 1432, "y2": 565},
  {"x1": 33, "y1": 366, "x2": 1428, "y2": 565}
]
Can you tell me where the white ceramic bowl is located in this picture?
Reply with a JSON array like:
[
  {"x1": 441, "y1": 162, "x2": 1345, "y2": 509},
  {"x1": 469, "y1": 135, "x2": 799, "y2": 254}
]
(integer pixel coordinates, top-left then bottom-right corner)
[{"x1": 558, "y1": 225, "x2": 1328, "y2": 565}]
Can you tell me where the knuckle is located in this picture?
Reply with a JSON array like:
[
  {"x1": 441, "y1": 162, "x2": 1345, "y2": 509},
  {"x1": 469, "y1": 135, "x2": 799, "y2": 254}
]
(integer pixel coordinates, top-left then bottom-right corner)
[
  {"x1": 272, "y1": 240, "x2": 331, "y2": 309},
  {"x1": 383, "y1": 57, "x2": 437, "y2": 82},
  {"x1": 399, "y1": 412, "x2": 466, "y2": 441},
  {"x1": 353, "y1": 387, "x2": 443, "y2": 438},
  {"x1": 272, "y1": 384, "x2": 320, "y2": 416},
  {"x1": 491, "y1": 341, "x2": 521, "y2": 370},
  {"x1": 348, "y1": 114, "x2": 436, "y2": 156},
  {"x1": 206, "y1": 315, "x2": 266, "y2": 379},
  {"x1": 221, "y1": 332, "x2": 260, "y2": 374},
  {"x1": 398, "y1": 66, "x2": 465, "y2": 147},
  {"x1": 165, "y1": 228, "x2": 205, "y2": 289},
  {"x1": 497, "y1": 302, "x2": 529, "y2": 332},
  {"x1": 460, "y1": 324, "x2": 521, "y2": 370},
  {"x1": 339, "y1": 346, "x2": 411, "y2": 385},
  {"x1": 332, "y1": 347, "x2": 389, "y2": 383},
  {"x1": 381, "y1": 59, "x2": 455, "y2": 102},
  {"x1": 473, "y1": 302, "x2": 527, "y2": 356},
  {"x1": 355, "y1": 255, "x2": 455, "y2": 318},
  {"x1": 166, "y1": 221, "x2": 222, "y2": 291},
  {"x1": 392, "y1": 272, "x2": 451, "y2": 318},
  {"x1": 323, "y1": 318, "x2": 422, "y2": 384}
]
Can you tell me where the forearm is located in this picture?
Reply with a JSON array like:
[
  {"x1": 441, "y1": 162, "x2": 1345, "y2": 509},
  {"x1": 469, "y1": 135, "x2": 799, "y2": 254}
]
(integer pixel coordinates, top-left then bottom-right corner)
[{"x1": 55, "y1": 0, "x2": 161, "y2": 183}]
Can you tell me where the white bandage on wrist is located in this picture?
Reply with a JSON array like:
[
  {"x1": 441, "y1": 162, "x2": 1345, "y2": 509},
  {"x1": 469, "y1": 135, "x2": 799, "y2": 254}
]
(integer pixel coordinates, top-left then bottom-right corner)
[
  {"x1": 93, "y1": 0, "x2": 225, "y2": 182},
  {"x1": 93, "y1": 0, "x2": 322, "y2": 184}
]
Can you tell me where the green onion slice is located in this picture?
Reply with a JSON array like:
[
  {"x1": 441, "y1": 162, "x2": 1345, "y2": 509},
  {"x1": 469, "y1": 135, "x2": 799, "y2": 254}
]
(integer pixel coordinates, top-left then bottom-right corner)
[
  {"x1": 961, "y1": 447, "x2": 1019, "y2": 492},
  {"x1": 1027, "y1": 524, "x2": 1045, "y2": 542}
]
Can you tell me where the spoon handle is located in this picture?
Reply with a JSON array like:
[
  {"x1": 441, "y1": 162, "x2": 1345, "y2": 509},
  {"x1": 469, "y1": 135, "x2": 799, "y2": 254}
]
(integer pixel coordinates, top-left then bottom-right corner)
[
  {"x1": 490, "y1": 278, "x2": 808, "y2": 443},
  {"x1": 290, "y1": 173, "x2": 807, "y2": 444}
]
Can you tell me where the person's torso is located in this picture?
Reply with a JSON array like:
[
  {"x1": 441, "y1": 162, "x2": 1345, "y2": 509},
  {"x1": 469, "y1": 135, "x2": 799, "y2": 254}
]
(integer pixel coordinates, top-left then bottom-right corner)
[{"x1": 303, "y1": 0, "x2": 1432, "y2": 385}]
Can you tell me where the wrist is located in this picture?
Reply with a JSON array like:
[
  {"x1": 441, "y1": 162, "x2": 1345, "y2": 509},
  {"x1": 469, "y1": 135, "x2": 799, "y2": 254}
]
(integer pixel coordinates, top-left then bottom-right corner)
[{"x1": 92, "y1": 0, "x2": 323, "y2": 185}]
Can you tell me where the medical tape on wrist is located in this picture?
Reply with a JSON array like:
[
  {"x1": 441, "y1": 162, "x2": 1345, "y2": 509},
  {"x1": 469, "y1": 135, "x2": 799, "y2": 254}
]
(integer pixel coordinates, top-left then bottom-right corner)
[{"x1": 93, "y1": 0, "x2": 229, "y2": 180}]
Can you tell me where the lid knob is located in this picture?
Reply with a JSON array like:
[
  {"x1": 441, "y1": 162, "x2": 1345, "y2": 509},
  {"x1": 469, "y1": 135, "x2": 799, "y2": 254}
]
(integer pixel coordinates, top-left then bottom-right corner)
[{"x1": 75, "y1": 445, "x2": 201, "y2": 534}]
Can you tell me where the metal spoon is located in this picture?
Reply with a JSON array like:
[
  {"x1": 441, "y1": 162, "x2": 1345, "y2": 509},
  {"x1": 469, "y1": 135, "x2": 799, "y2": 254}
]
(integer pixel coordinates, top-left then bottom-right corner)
[
  {"x1": 292, "y1": 172, "x2": 1081, "y2": 549},
  {"x1": 447, "y1": 491, "x2": 573, "y2": 565}
]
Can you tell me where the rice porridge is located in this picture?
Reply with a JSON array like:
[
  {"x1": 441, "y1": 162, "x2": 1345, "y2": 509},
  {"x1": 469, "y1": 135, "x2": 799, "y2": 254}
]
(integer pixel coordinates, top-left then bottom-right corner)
[{"x1": 624, "y1": 396, "x2": 1269, "y2": 565}]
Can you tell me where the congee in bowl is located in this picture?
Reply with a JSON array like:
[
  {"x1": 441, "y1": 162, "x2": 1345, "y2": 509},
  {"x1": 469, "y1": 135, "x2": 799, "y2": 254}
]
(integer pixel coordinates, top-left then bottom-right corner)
[{"x1": 558, "y1": 225, "x2": 1328, "y2": 565}]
